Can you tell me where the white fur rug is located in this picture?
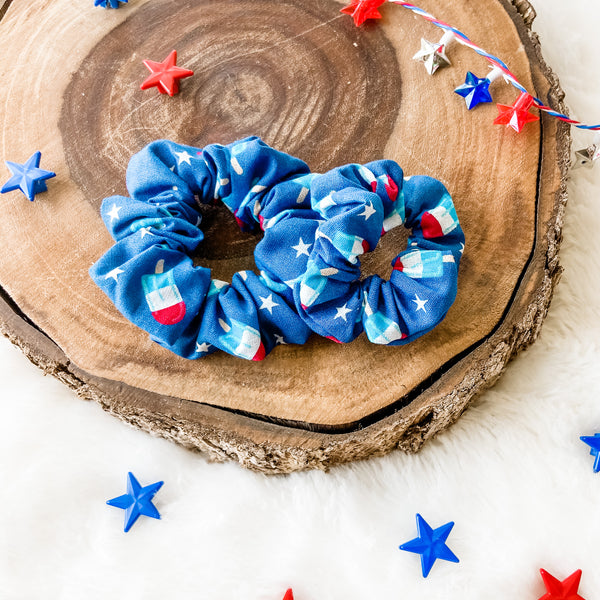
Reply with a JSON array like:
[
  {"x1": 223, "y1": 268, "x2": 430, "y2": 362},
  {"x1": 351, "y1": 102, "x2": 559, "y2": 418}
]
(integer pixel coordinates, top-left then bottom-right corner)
[{"x1": 1, "y1": 1, "x2": 599, "y2": 598}]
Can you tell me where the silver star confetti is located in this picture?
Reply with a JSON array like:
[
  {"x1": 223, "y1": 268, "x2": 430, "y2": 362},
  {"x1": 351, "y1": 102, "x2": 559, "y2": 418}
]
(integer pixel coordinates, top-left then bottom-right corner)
[
  {"x1": 573, "y1": 135, "x2": 600, "y2": 170},
  {"x1": 413, "y1": 38, "x2": 451, "y2": 75}
]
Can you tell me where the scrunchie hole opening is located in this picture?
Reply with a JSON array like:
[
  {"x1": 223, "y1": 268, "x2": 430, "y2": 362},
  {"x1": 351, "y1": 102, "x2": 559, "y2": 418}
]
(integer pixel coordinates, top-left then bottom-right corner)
[
  {"x1": 360, "y1": 226, "x2": 411, "y2": 281},
  {"x1": 191, "y1": 202, "x2": 262, "y2": 281}
]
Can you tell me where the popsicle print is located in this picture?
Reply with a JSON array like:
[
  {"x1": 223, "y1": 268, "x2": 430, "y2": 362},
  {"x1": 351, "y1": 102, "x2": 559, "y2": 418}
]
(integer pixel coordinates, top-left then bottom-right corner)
[{"x1": 141, "y1": 259, "x2": 187, "y2": 325}]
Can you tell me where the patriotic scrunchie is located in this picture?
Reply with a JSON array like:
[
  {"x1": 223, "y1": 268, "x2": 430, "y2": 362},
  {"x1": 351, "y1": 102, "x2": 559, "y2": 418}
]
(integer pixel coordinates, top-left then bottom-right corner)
[
  {"x1": 255, "y1": 160, "x2": 465, "y2": 344},
  {"x1": 90, "y1": 137, "x2": 314, "y2": 361},
  {"x1": 90, "y1": 137, "x2": 464, "y2": 360}
]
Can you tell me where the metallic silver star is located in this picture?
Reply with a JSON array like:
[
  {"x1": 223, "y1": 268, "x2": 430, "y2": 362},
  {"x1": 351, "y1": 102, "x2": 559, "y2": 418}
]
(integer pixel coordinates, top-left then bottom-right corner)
[
  {"x1": 573, "y1": 143, "x2": 600, "y2": 170},
  {"x1": 413, "y1": 38, "x2": 451, "y2": 75}
]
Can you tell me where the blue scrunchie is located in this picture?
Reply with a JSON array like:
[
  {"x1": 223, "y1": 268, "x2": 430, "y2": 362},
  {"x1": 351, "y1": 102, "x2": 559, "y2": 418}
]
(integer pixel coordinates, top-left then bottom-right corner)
[
  {"x1": 90, "y1": 137, "x2": 464, "y2": 360},
  {"x1": 254, "y1": 159, "x2": 464, "y2": 344}
]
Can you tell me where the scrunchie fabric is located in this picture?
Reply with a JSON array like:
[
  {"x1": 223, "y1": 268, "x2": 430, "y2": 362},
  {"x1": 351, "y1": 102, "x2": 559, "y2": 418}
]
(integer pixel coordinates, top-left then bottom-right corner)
[
  {"x1": 293, "y1": 167, "x2": 464, "y2": 344},
  {"x1": 254, "y1": 159, "x2": 465, "y2": 344},
  {"x1": 90, "y1": 137, "x2": 464, "y2": 360},
  {"x1": 90, "y1": 137, "x2": 314, "y2": 361}
]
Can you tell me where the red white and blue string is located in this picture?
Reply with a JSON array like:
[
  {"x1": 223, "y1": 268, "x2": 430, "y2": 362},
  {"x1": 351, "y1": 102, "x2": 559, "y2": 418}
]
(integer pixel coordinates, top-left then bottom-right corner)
[{"x1": 388, "y1": 0, "x2": 599, "y2": 131}]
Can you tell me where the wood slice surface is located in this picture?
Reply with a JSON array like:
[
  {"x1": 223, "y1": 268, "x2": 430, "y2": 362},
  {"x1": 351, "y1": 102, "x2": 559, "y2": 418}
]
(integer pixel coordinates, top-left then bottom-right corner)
[{"x1": 0, "y1": 0, "x2": 568, "y2": 472}]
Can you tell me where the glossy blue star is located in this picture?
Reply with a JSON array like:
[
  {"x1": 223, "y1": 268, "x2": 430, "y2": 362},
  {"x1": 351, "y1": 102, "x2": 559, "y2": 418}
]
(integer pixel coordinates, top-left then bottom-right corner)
[
  {"x1": 1, "y1": 151, "x2": 56, "y2": 202},
  {"x1": 399, "y1": 513, "x2": 459, "y2": 577},
  {"x1": 580, "y1": 433, "x2": 600, "y2": 473},
  {"x1": 107, "y1": 472, "x2": 163, "y2": 532},
  {"x1": 454, "y1": 72, "x2": 493, "y2": 110},
  {"x1": 94, "y1": 0, "x2": 128, "y2": 8}
]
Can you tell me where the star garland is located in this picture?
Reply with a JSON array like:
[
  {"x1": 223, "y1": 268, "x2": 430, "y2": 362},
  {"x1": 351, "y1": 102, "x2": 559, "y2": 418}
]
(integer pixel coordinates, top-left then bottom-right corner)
[{"x1": 341, "y1": 0, "x2": 600, "y2": 165}]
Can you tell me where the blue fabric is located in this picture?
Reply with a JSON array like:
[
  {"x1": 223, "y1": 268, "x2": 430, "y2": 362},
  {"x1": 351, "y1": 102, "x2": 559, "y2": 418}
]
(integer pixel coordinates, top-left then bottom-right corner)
[{"x1": 90, "y1": 137, "x2": 465, "y2": 360}]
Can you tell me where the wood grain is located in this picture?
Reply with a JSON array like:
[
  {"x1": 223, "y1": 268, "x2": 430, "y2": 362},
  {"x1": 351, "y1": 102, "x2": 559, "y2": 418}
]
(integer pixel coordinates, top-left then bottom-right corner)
[{"x1": 0, "y1": 0, "x2": 569, "y2": 471}]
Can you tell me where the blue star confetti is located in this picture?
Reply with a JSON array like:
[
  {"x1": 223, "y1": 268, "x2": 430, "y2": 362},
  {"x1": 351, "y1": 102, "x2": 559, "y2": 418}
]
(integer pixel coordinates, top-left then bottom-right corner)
[
  {"x1": 454, "y1": 72, "x2": 493, "y2": 110},
  {"x1": 94, "y1": 0, "x2": 128, "y2": 8},
  {"x1": 580, "y1": 433, "x2": 600, "y2": 473},
  {"x1": 1, "y1": 151, "x2": 55, "y2": 202},
  {"x1": 399, "y1": 513, "x2": 459, "y2": 577},
  {"x1": 107, "y1": 472, "x2": 163, "y2": 532}
]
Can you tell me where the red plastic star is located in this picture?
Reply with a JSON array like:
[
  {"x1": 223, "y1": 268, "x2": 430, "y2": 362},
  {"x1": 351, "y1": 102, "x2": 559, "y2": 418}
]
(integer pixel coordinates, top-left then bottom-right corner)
[
  {"x1": 140, "y1": 50, "x2": 194, "y2": 96},
  {"x1": 538, "y1": 568, "x2": 586, "y2": 600},
  {"x1": 340, "y1": 0, "x2": 386, "y2": 26},
  {"x1": 494, "y1": 91, "x2": 539, "y2": 132},
  {"x1": 282, "y1": 590, "x2": 294, "y2": 600}
]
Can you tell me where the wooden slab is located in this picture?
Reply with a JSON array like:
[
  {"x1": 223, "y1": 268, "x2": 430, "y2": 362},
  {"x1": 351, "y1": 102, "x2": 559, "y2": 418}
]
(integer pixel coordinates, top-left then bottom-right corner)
[{"x1": 0, "y1": 0, "x2": 569, "y2": 472}]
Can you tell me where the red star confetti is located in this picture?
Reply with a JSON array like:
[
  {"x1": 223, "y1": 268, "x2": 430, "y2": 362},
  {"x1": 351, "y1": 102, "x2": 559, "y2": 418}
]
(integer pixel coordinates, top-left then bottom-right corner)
[
  {"x1": 140, "y1": 50, "x2": 194, "y2": 96},
  {"x1": 282, "y1": 590, "x2": 294, "y2": 600},
  {"x1": 340, "y1": 0, "x2": 386, "y2": 26},
  {"x1": 538, "y1": 568, "x2": 586, "y2": 600},
  {"x1": 494, "y1": 91, "x2": 539, "y2": 133}
]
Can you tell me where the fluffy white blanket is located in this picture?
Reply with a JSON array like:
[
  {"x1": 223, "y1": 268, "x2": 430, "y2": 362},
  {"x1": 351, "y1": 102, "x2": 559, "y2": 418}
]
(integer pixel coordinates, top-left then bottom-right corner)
[{"x1": 1, "y1": 1, "x2": 599, "y2": 598}]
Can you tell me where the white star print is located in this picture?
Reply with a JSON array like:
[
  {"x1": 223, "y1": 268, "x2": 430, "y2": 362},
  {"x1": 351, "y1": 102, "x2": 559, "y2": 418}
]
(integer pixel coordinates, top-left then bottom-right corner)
[
  {"x1": 105, "y1": 267, "x2": 124, "y2": 282},
  {"x1": 359, "y1": 201, "x2": 377, "y2": 221},
  {"x1": 196, "y1": 342, "x2": 211, "y2": 353},
  {"x1": 334, "y1": 303, "x2": 352, "y2": 322},
  {"x1": 259, "y1": 294, "x2": 279, "y2": 314},
  {"x1": 174, "y1": 150, "x2": 193, "y2": 166},
  {"x1": 292, "y1": 237, "x2": 312, "y2": 258},
  {"x1": 459, "y1": 242, "x2": 465, "y2": 255},
  {"x1": 139, "y1": 227, "x2": 153, "y2": 238},
  {"x1": 107, "y1": 204, "x2": 121, "y2": 221},
  {"x1": 274, "y1": 334, "x2": 287, "y2": 345},
  {"x1": 412, "y1": 294, "x2": 428, "y2": 312}
]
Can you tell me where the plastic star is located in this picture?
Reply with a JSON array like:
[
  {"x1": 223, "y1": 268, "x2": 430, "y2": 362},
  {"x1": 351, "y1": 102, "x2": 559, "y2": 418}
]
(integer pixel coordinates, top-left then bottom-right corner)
[
  {"x1": 454, "y1": 72, "x2": 493, "y2": 109},
  {"x1": 413, "y1": 38, "x2": 451, "y2": 75},
  {"x1": 538, "y1": 568, "x2": 586, "y2": 600},
  {"x1": 107, "y1": 472, "x2": 163, "y2": 532},
  {"x1": 399, "y1": 513, "x2": 459, "y2": 577},
  {"x1": 1, "y1": 151, "x2": 55, "y2": 202},
  {"x1": 340, "y1": 0, "x2": 386, "y2": 27},
  {"x1": 94, "y1": 0, "x2": 128, "y2": 7},
  {"x1": 494, "y1": 92, "x2": 539, "y2": 132},
  {"x1": 580, "y1": 433, "x2": 600, "y2": 472},
  {"x1": 573, "y1": 143, "x2": 600, "y2": 170},
  {"x1": 140, "y1": 50, "x2": 194, "y2": 96}
]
